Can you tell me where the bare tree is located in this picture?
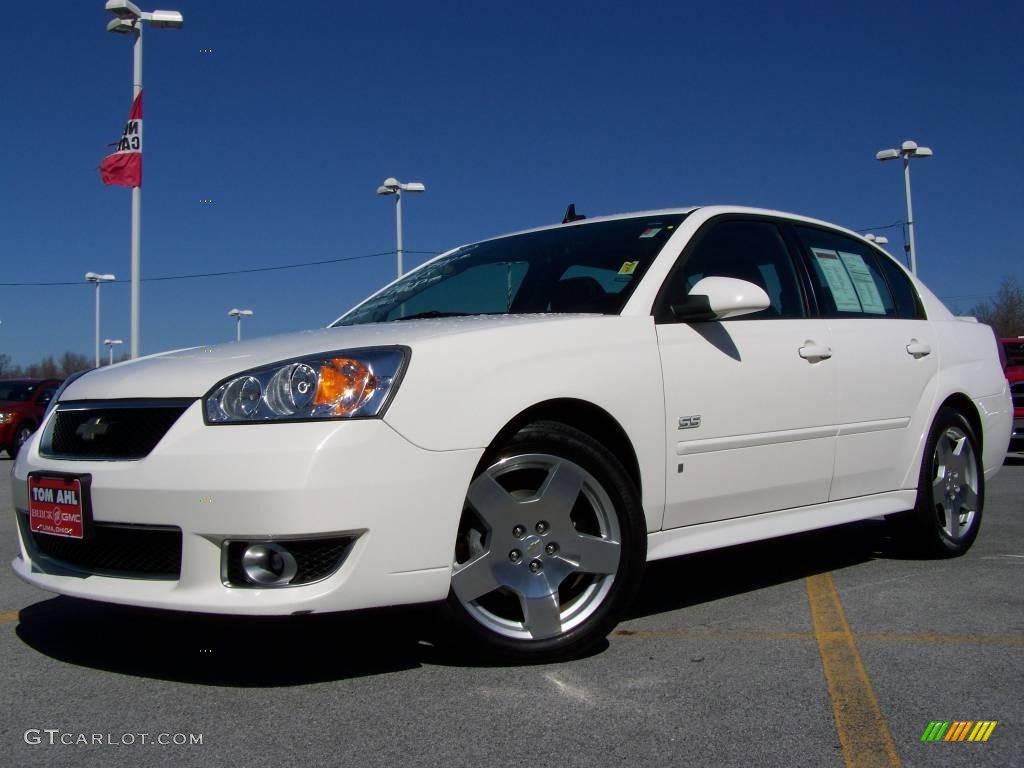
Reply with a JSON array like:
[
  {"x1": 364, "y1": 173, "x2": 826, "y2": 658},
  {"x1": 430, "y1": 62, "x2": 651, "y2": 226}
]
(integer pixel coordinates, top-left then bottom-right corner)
[
  {"x1": 58, "y1": 352, "x2": 92, "y2": 377},
  {"x1": 971, "y1": 276, "x2": 1024, "y2": 337}
]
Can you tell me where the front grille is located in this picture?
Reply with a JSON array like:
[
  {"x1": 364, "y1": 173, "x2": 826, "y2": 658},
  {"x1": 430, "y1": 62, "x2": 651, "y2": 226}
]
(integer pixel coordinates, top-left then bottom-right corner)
[
  {"x1": 22, "y1": 515, "x2": 182, "y2": 579},
  {"x1": 226, "y1": 536, "x2": 356, "y2": 587},
  {"x1": 1011, "y1": 383, "x2": 1024, "y2": 410},
  {"x1": 40, "y1": 399, "x2": 193, "y2": 460}
]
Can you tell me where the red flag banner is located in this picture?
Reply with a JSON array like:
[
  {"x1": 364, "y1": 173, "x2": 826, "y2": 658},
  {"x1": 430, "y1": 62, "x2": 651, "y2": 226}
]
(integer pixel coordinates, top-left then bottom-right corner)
[{"x1": 100, "y1": 91, "x2": 143, "y2": 187}]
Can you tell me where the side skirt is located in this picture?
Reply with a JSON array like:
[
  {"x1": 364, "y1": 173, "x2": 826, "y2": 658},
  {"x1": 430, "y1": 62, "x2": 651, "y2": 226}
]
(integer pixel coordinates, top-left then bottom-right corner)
[{"x1": 646, "y1": 490, "x2": 917, "y2": 562}]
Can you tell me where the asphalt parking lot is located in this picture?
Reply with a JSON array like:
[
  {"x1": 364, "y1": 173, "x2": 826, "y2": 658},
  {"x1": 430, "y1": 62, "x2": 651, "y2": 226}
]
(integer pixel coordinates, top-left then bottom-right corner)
[{"x1": 1, "y1": 457, "x2": 1021, "y2": 768}]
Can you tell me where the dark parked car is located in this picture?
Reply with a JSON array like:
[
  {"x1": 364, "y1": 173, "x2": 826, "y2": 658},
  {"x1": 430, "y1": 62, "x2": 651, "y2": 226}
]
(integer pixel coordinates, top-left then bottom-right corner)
[{"x1": 0, "y1": 379, "x2": 62, "y2": 458}]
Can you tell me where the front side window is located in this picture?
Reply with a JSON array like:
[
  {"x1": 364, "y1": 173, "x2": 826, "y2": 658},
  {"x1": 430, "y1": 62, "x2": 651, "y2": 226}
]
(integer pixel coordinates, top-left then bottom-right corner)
[
  {"x1": 0, "y1": 382, "x2": 36, "y2": 402},
  {"x1": 660, "y1": 218, "x2": 805, "y2": 320},
  {"x1": 795, "y1": 226, "x2": 921, "y2": 319},
  {"x1": 334, "y1": 214, "x2": 688, "y2": 325}
]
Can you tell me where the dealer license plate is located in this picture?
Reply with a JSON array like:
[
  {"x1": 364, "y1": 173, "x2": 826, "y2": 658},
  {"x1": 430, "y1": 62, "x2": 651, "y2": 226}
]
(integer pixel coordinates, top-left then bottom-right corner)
[{"x1": 28, "y1": 475, "x2": 87, "y2": 539}]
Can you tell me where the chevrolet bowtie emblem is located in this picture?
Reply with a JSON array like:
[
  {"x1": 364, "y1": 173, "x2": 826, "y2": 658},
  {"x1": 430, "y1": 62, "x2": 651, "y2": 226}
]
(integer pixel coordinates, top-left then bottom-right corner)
[{"x1": 76, "y1": 416, "x2": 111, "y2": 441}]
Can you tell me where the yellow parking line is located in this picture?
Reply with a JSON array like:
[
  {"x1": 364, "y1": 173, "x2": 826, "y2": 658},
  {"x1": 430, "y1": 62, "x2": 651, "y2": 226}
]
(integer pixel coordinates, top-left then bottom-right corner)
[
  {"x1": 0, "y1": 611, "x2": 20, "y2": 624},
  {"x1": 806, "y1": 572, "x2": 901, "y2": 768}
]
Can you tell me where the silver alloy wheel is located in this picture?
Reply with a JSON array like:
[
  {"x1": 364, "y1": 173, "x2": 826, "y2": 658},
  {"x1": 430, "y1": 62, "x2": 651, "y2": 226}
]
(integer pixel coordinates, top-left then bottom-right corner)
[
  {"x1": 931, "y1": 426, "x2": 979, "y2": 541},
  {"x1": 452, "y1": 453, "x2": 622, "y2": 641}
]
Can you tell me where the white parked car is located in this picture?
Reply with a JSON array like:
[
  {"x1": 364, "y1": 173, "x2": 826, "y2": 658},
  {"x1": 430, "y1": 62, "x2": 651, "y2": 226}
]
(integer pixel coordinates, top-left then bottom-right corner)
[{"x1": 11, "y1": 206, "x2": 1013, "y2": 660}]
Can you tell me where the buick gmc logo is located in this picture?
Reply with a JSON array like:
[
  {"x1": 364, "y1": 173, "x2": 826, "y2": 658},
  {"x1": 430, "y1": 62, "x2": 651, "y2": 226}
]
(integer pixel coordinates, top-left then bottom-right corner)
[{"x1": 76, "y1": 416, "x2": 111, "y2": 442}]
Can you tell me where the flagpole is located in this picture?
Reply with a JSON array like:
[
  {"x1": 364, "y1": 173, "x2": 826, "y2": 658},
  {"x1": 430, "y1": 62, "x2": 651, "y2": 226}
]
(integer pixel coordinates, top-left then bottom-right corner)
[{"x1": 130, "y1": 22, "x2": 143, "y2": 359}]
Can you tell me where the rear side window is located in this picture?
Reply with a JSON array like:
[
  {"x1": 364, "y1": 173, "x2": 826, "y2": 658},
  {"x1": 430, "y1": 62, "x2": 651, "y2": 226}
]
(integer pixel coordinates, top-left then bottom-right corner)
[{"x1": 795, "y1": 227, "x2": 921, "y2": 319}]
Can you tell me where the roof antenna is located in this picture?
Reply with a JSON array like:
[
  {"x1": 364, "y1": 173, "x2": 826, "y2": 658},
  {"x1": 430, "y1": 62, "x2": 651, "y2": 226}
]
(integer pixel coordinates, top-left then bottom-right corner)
[{"x1": 562, "y1": 203, "x2": 586, "y2": 224}]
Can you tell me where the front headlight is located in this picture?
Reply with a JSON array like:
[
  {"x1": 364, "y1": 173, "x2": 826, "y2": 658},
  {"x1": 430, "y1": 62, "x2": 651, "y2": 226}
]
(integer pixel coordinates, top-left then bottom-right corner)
[
  {"x1": 204, "y1": 347, "x2": 408, "y2": 424},
  {"x1": 0, "y1": 412, "x2": 13, "y2": 424}
]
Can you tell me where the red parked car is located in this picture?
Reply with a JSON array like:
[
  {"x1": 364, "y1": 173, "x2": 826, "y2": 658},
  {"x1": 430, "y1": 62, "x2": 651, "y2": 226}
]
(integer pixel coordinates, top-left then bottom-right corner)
[
  {"x1": 1001, "y1": 338, "x2": 1024, "y2": 451},
  {"x1": 0, "y1": 379, "x2": 62, "y2": 458}
]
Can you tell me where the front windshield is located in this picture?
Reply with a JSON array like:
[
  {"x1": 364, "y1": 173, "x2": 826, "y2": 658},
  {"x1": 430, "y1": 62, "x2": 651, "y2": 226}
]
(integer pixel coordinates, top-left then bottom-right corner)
[
  {"x1": 0, "y1": 382, "x2": 35, "y2": 401},
  {"x1": 334, "y1": 213, "x2": 688, "y2": 326}
]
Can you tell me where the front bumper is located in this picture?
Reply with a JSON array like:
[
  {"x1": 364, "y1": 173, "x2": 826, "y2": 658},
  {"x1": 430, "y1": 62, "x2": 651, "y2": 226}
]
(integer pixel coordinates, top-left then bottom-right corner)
[
  {"x1": 11, "y1": 402, "x2": 482, "y2": 615},
  {"x1": 1010, "y1": 415, "x2": 1024, "y2": 451}
]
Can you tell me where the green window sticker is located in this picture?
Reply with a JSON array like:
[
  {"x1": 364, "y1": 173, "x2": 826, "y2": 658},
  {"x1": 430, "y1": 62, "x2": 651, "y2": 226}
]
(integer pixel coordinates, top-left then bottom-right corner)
[
  {"x1": 837, "y1": 251, "x2": 885, "y2": 315},
  {"x1": 812, "y1": 248, "x2": 861, "y2": 312}
]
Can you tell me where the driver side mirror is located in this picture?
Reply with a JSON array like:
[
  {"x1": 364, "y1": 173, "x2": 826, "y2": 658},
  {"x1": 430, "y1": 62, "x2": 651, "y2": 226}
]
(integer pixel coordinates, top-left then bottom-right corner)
[{"x1": 671, "y1": 276, "x2": 771, "y2": 322}]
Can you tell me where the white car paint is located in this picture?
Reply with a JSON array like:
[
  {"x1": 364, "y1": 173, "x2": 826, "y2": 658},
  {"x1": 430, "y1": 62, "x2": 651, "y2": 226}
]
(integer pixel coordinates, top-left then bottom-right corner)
[{"x1": 10, "y1": 206, "x2": 1012, "y2": 623}]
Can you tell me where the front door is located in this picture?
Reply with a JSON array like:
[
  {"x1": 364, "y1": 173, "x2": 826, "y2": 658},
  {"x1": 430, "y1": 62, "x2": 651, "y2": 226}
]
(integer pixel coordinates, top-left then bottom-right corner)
[{"x1": 655, "y1": 217, "x2": 838, "y2": 529}]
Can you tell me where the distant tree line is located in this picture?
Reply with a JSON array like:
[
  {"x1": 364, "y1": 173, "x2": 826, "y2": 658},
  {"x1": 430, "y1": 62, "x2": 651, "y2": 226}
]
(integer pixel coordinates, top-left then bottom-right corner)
[
  {"x1": 970, "y1": 276, "x2": 1024, "y2": 337},
  {"x1": 0, "y1": 352, "x2": 94, "y2": 379}
]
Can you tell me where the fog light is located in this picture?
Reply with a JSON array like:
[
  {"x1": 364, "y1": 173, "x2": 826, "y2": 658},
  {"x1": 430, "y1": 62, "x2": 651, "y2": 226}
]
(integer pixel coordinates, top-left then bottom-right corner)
[{"x1": 241, "y1": 543, "x2": 298, "y2": 585}]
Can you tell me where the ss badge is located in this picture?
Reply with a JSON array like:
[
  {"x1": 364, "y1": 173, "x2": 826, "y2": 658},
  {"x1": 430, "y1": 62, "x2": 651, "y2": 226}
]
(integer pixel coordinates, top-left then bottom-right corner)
[{"x1": 678, "y1": 415, "x2": 702, "y2": 430}]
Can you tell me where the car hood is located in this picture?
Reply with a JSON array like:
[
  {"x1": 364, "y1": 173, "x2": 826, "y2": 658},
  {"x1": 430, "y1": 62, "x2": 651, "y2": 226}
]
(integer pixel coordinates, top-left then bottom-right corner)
[
  {"x1": 61, "y1": 315, "x2": 603, "y2": 400},
  {"x1": 0, "y1": 400, "x2": 31, "y2": 410}
]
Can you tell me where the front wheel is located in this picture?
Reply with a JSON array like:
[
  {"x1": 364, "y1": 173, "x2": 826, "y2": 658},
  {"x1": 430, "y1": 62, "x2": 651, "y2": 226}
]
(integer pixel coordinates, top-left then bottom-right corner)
[
  {"x1": 897, "y1": 407, "x2": 984, "y2": 557},
  {"x1": 443, "y1": 421, "x2": 645, "y2": 661}
]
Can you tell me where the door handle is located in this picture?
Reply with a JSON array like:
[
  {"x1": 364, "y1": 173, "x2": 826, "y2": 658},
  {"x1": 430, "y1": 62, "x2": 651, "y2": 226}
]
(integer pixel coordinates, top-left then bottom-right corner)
[
  {"x1": 798, "y1": 343, "x2": 832, "y2": 361},
  {"x1": 906, "y1": 340, "x2": 931, "y2": 358}
]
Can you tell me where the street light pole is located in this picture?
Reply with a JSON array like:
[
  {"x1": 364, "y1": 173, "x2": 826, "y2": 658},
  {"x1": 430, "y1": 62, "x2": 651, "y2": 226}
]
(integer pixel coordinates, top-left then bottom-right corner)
[
  {"x1": 105, "y1": 1, "x2": 184, "y2": 358},
  {"x1": 130, "y1": 21, "x2": 142, "y2": 360},
  {"x1": 228, "y1": 309, "x2": 253, "y2": 341},
  {"x1": 376, "y1": 177, "x2": 426, "y2": 278},
  {"x1": 85, "y1": 272, "x2": 116, "y2": 368},
  {"x1": 875, "y1": 140, "x2": 933, "y2": 276}
]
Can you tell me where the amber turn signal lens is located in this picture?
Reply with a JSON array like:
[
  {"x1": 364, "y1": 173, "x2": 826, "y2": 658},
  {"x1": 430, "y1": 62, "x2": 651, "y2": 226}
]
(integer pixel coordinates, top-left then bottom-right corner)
[{"x1": 313, "y1": 358, "x2": 378, "y2": 415}]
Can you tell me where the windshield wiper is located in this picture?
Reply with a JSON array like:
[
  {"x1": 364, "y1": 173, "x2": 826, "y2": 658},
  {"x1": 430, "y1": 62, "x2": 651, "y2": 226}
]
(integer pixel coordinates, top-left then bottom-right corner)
[{"x1": 392, "y1": 310, "x2": 471, "y2": 321}]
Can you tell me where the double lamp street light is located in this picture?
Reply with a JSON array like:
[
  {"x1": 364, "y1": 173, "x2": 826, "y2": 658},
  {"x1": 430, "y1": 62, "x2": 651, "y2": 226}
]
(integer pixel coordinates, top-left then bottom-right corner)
[
  {"x1": 377, "y1": 177, "x2": 426, "y2": 279},
  {"x1": 104, "y1": 338, "x2": 124, "y2": 366},
  {"x1": 228, "y1": 308, "x2": 253, "y2": 341},
  {"x1": 875, "y1": 139, "x2": 933, "y2": 276},
  {"x1": 85, "y1": 272, "x2": 116, "y2": 368}
]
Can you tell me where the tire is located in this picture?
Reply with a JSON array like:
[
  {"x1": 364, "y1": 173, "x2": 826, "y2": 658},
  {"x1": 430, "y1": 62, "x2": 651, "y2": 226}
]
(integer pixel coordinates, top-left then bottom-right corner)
[
  {"x1": 8, "y1": 424, "x2": 34, "y2": 459},
  {"x1": 443, "y1": 420, "x2": 645, "y2": 662},
  {"x1": 897, "y1": 406, "x2": 984, "y2": 557}
]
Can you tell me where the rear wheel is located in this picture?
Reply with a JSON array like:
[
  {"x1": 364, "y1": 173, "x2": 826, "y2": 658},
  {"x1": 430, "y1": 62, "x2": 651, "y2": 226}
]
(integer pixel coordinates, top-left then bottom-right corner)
[
  {"x1": 896, "y1": 407, "x2": 984, "y2": 557},
  {"x1": 444, "y1": 421, "x2": 645, "y2": 661}
]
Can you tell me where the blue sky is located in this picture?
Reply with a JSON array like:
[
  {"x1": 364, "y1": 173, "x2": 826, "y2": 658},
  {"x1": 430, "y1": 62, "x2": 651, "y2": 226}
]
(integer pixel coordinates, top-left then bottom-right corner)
[{"x1": 1, "y1": 0, "x2": 1022, "y2": 366}]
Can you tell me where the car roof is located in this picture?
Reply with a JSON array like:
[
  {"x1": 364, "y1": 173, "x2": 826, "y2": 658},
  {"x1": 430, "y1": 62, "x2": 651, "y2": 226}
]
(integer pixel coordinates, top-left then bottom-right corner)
[{"x1": 454, "y1": 205, "x2": 879, "y2": 250}]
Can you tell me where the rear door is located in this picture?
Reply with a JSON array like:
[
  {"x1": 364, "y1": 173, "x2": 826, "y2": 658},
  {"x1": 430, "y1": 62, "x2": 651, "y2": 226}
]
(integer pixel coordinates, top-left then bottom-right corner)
[
  {"x1": 790, "y1": 225, "x2": 937, "y2": 499},
  {"x1": 655, "y1": 216, "x2": 838, "y2": 528}
]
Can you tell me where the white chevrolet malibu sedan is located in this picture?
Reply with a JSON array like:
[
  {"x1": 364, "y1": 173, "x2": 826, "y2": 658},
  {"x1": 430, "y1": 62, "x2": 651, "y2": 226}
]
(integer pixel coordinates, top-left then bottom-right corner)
[{"x1": 11, "y1": 206, "x2": 1013, "y2": 660}]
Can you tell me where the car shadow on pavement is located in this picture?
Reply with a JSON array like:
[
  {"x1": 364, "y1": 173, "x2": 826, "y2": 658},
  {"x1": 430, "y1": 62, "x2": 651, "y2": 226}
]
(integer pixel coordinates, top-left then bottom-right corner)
[
  {"x1": 628, "y1": 517, "x2": 910, "y2": 621},
  {"x1": 7, "y1": 517, "x2": 953, "y2": 681},
  {"x1": 15, "y1": 597, "x2": 437, "y2": 686}
]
